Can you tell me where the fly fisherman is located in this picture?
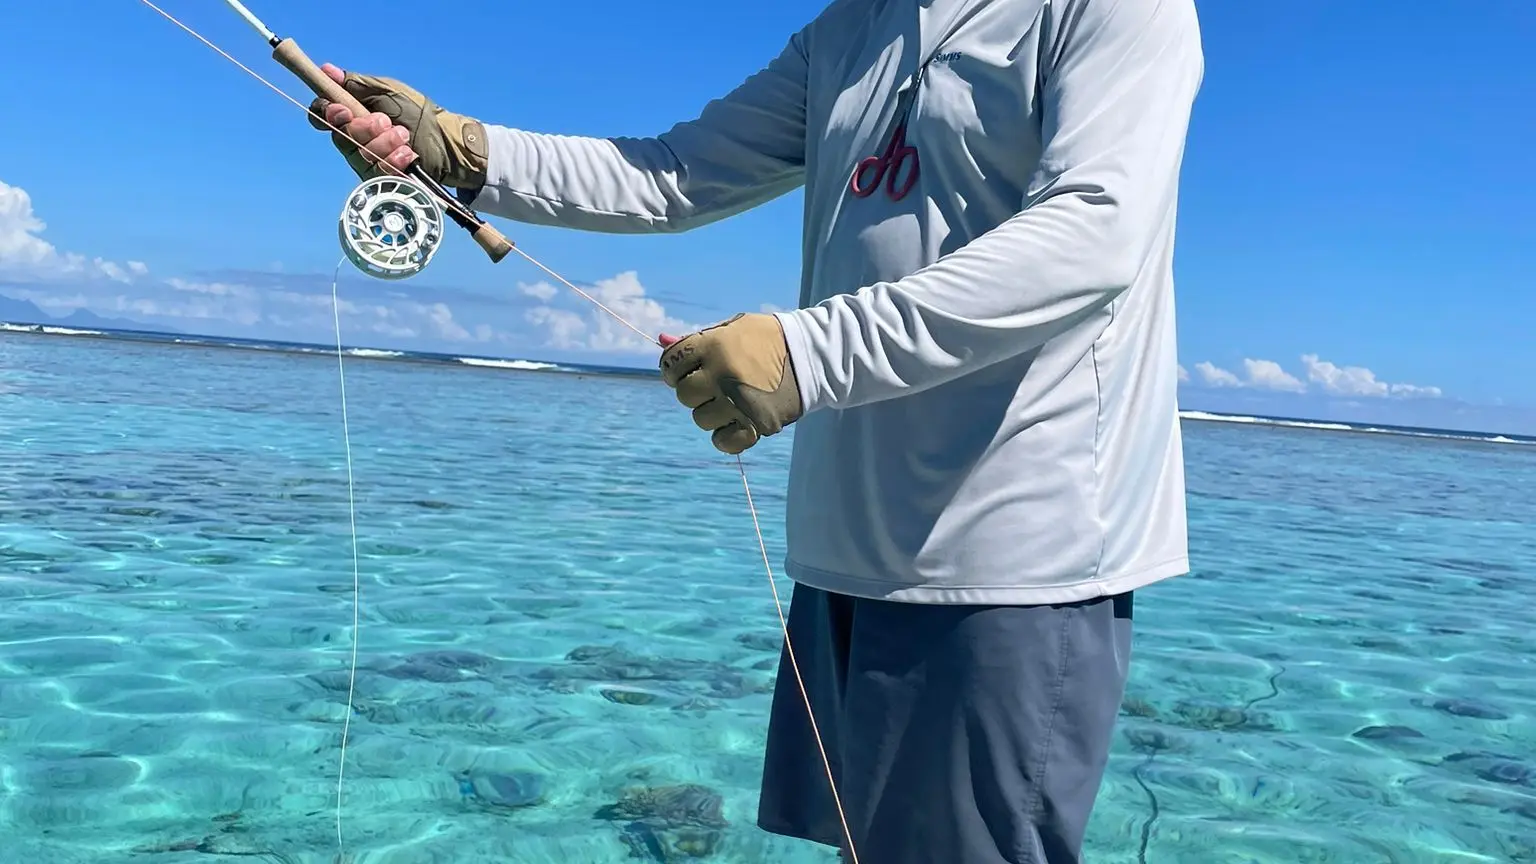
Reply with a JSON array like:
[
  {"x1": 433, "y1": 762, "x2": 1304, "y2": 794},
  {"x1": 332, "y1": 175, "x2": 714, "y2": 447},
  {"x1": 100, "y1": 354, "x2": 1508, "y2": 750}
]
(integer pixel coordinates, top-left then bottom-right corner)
[{"x1": 311, "y1": 0, "x2": 1203, "y2": 859}]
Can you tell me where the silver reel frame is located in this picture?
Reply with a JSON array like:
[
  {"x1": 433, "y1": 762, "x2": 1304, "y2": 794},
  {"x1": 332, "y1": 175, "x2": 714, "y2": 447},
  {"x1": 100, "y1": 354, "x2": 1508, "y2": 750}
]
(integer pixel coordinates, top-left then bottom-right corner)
[{"x1": 337, "y1": 174, "x2": 445, "y2": 280}]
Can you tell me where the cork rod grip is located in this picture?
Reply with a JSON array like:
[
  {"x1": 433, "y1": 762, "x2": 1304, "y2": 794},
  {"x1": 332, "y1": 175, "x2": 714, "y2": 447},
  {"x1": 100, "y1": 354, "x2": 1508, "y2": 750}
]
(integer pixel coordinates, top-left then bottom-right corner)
[
  {"x1": 473, "y1": 224, "x2": 514, "y2": 263},
  {"x1": 270, "y1": 38, "x2": 368, "y2": 119}
]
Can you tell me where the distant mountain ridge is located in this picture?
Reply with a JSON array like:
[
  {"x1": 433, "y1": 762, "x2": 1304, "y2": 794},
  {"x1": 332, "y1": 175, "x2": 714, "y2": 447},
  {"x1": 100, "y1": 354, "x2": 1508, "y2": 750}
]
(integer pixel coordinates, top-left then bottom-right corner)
[{"x1": 0, "y1": 293, "x2": 180, "y2": 334}]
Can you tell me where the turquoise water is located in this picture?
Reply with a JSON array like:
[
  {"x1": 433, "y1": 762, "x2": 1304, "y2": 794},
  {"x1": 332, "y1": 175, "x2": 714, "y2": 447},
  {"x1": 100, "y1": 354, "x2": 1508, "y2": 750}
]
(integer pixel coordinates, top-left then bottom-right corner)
[{"x1": 2, "y1": 331, "x2": 1533, "y2": 864}]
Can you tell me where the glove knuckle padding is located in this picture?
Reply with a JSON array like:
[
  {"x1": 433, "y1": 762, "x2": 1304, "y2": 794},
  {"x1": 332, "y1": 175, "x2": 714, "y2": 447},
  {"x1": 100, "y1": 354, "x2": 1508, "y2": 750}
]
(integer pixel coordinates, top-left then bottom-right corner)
[
  {"x1": 343, "y1": 73, "x2": 419, "y2": 103},
  {"x1": 304, "y1": 72, "x2": 487, "y2": 188},
  {"x1": 370, "y1": 92, "x2": 427, "y2": 128}
]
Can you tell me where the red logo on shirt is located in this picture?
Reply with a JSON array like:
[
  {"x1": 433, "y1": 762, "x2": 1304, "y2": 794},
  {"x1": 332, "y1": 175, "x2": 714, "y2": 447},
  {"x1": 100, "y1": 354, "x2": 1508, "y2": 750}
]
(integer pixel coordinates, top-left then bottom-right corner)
[{"x1": 849, "y1": 123, "x2": 920, "y2": 202}]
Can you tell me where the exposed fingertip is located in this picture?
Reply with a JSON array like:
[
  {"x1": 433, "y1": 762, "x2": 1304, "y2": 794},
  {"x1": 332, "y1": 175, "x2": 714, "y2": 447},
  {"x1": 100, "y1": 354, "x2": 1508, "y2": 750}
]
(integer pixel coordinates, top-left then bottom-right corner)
[
  {"x1": 388, "y1": 145, "x2": 417, "y2": 169},
  {"x1": 321, "y1": 62, "x2": 344, "y2": 82}
]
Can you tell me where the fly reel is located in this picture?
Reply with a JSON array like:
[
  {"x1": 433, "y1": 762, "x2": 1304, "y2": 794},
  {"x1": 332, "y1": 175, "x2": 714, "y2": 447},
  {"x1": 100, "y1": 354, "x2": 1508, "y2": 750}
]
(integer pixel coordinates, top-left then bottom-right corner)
[{"x1": 337, "y1": 174, "x2": 445, "y2": 280}]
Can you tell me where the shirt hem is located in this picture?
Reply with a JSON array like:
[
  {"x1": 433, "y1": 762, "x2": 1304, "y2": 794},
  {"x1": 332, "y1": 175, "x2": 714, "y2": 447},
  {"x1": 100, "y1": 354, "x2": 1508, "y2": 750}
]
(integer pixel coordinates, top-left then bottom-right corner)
[{"x1": 783, "y1": 556, "x2": 1191, "y2": 605}]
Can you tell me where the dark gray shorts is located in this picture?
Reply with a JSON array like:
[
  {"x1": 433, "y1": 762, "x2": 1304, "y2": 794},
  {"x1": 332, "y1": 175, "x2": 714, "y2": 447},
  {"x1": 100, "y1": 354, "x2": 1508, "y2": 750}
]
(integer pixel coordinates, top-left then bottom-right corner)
[{"x1": 757, "y1": 584, "x2": 1133, "y2": 864}]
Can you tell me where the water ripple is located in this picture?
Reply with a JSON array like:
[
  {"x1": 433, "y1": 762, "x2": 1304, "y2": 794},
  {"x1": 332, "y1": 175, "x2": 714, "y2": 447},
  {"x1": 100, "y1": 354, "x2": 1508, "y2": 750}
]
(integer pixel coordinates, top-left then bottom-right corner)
[{"x1": 2, "y1": 333, "x2": 1533, "y2": 862}]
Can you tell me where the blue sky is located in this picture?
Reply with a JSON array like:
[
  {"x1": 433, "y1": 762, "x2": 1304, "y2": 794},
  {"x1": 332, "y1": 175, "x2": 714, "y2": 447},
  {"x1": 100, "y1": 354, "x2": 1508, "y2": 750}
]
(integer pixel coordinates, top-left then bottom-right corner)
[{"x1": 0, "y1": 2, "x2": 1532, "y2": 433}]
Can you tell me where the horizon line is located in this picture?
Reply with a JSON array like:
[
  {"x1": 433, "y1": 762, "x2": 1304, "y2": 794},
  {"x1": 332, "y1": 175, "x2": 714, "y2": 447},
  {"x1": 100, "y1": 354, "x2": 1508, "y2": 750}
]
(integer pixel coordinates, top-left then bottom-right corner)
[{"x1": 3, "y1": 317, "x2": 1533, "y2": 446}]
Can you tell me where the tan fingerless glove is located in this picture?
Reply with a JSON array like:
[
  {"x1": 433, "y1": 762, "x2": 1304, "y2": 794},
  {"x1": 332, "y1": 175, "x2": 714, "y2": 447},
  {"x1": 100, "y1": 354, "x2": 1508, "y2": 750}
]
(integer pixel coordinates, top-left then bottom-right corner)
[{"x1": 309, "y1": 72, "x2": 488, "y2": 191}]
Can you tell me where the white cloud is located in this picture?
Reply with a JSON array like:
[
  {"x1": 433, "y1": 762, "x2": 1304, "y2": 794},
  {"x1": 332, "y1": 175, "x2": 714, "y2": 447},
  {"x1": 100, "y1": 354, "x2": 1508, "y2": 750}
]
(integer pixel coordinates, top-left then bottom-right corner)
[
  {"x1": 1177, "y1": 363, "x2": 1190, "y2": 382},
  {"x1": 118, "y1": 289, "x2": 263, "y2": 327},
  {"x1": 524, "y1": 306, "x2": 587, "y2": 348},
  {"x1": 410, "y1": 300, "x2": 475, "y2": 342},
  {"x1": 0, "y1": 179, "x2": 147, "y2": 284},
  {"x1": 518, "y1": 281, "x2": 557, "y2": 302},
  {"x1": 1299, "y1": 353, "x2": 1386, "y2": 397},
  {"x1": 518, "y1": 270, "x2": 705, "y2": 354},
  {"x1": 255, "y1": 290, "x2": 491, "y2": 342},
  {"x1": 1194, "y1": 358, "x2": 1301, "y2": 392},
  {"x1": 168, "y1": 277, "x2": 253, "y2": 298},
  {"x1": 1240, "y1": 358, "x2": 1306, "y2": 393},
  {"x1": 1298, "y1": 353, "x2": 1442, "y2": 399},
  {"x1": 1386, "y1": 382, "x2": 1443, "y2": 399},
  {"x1": 1186, "y1": 354, "x2": 1442, "y2": 400},
  {"x1": 1194, "y1": 361, "x2": 1243, "y2": 388}
]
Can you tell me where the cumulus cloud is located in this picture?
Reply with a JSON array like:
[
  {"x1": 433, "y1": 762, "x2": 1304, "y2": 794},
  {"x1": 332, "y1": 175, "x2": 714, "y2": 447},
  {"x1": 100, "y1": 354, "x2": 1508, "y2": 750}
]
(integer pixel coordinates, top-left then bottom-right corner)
[
  {"x1": 0, "y1": 179, "x2": 147, "y2": 284},
  {"x1": 1186, "y1": 354, "x2": 1441, "y2": 399},
  {"x1": 519, "y1": 281, "x2": 558, "y2": 302},
  {"x1": 1194, "y1": 361, "x2": 1242, "y2": 388},
  {"x1": 517, "y1": 270, "x2": 707, "y2": 354},
  {"x1": 1386, "y1": 382, "x2": 1444, "y2": 399},
  {"x1": 1239, "y1": 358, "x2": 1306, "y2": 393},
  {"x1": 1299, "y1": 353, "x2": 1443, "y2": 399}
]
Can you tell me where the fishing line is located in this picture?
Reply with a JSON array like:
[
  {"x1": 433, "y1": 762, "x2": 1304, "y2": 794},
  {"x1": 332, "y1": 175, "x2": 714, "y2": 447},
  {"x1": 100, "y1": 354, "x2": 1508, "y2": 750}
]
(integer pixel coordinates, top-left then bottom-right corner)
[
  {"x1": 134, "y1": 2, "x2": 859, "y2": 861},
  {"x1": 328, "y1": 258, "x2": 363, "y2": 856}
]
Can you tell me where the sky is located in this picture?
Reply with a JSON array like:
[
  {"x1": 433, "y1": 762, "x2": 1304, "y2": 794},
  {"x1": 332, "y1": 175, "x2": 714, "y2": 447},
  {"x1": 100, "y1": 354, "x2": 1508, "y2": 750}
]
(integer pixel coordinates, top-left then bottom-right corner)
[{"x1": 0, "y1": 1, "x2": 1532, "y2": 433}]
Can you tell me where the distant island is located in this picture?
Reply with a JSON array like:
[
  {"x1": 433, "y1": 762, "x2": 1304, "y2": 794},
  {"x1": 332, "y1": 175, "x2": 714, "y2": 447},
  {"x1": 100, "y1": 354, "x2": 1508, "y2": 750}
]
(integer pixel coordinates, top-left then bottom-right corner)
[{"x1": 0, "y1": 292, "x2": 180, "y2": 334}]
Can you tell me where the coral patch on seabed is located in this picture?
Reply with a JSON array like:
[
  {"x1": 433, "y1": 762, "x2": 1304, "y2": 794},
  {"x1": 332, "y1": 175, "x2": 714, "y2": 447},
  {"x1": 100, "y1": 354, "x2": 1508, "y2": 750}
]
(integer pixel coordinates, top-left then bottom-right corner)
[{"x1": 595, "y1": 783, "x2": 729, "y2": 861}]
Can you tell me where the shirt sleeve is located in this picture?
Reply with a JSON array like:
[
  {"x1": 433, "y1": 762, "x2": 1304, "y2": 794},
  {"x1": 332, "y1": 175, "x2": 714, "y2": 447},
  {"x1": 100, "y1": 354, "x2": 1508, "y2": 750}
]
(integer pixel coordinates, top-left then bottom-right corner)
[
  {"x1": 774, "y1": 0, "x2": 1205, "y2": 414},
  {"x1": 465, "y1": 31, "x2": 809, "y2": 234}
]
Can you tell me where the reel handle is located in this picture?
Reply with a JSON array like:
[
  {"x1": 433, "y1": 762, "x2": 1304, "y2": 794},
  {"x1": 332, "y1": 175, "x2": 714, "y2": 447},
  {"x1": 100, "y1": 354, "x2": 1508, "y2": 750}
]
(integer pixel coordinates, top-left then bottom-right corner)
[{"x1": 271, "y1": 37, "x2": 514, "y2": 265}]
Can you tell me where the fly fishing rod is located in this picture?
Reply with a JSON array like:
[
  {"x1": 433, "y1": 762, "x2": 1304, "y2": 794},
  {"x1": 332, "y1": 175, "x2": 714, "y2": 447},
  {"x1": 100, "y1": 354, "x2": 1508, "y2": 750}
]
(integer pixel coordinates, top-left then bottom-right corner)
[
  {"x1": 221, "y1": 0, "x2": 514, "y2": 279},
  {"x1": 137, "y1": 5, "x2": 862, "y2": 859}
]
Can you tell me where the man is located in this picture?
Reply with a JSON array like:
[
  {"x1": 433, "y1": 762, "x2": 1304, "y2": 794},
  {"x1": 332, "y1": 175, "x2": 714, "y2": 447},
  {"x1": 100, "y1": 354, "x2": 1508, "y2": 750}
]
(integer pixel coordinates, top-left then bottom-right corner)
[{"x1": 312, "y1": 0, "x2": 1202, "y2": 859}]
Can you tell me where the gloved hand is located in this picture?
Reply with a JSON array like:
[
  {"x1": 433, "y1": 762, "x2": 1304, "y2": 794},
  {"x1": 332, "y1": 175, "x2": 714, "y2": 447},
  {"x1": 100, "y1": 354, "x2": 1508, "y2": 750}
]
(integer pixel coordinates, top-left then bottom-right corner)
[
  {"x1": 659, "y1": 313, "x2": 803, "y2": 455},
  {"x1": 307, "y1": 63, "x2": 488, "y2": 190}
]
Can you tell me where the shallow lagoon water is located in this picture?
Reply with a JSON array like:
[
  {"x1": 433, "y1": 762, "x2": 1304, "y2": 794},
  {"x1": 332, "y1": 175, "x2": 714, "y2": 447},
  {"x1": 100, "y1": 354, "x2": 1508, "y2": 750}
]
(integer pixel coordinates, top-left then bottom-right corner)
[{"x1": 1, "y1": 332, "x2": 1533, "y2": 863}]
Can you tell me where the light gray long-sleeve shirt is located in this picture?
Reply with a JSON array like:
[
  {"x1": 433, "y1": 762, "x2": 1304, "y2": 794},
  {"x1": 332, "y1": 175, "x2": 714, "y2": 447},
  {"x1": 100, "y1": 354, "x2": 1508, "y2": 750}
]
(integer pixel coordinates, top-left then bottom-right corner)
[{"x1": 468, "y1": 0, "x2": 1205, "y2": 604}]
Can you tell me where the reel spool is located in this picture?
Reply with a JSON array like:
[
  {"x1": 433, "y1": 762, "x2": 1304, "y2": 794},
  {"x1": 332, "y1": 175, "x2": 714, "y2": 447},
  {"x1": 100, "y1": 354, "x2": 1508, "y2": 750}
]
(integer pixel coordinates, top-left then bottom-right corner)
[{"x1": 337, "y1": 175, "x2": 445, "y2": 280}]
